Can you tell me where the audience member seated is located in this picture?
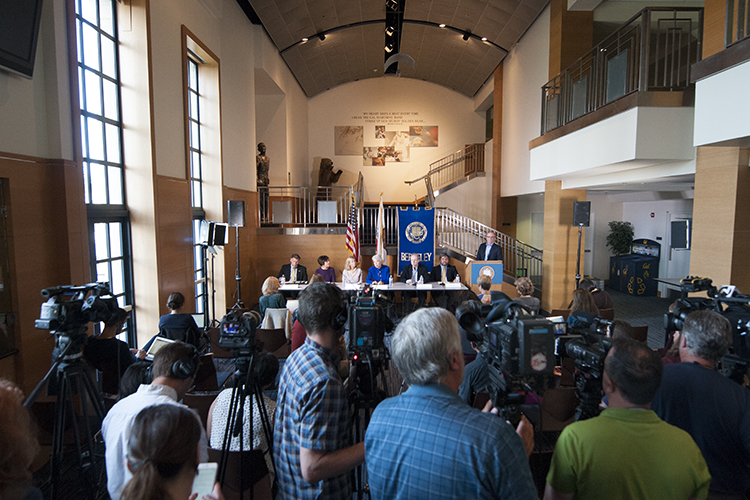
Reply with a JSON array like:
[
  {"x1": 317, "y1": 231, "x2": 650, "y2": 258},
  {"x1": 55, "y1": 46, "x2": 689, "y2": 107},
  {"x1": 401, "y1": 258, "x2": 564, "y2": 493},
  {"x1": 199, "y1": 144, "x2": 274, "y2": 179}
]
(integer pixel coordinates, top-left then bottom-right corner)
[
  {"x1": 83, "y1": 307, "x2": 138, "y2": 395},
  {"x1": 651, "y1": 310, "x2": 750, "y2": 499},
  {"x1": 365, "y1": 308, "x2": 537, "y2": 499},
  {"x1": 156, "y1": 292, "x2": 202, "y2": 349},
  {"x1": 120, "y1": 404, "x2": 223, "y2": 500},
  {"x1": 118, "y1": 362, "x2": 153, "y2": 401},
  {"x1": 314, "y1": 255, "x2": 336, "y2": 283},
  {"x1": 290, "y1": 275, "x2": 325, "y2": 353},
  {"x1": 259, "y1": 276, "x2": 285, "y2": 316},
  {"x1": 477, "y1": 275, "x2": 492, "y2": 304},
  {"x1": 608, "y1": 320, "x2": 636, "y2": 340},
  {"x1": 577, "y1": 278, "x2": 614, "y2": 311},
  {"x1": 544, "y1": 338, "x2": 710, "y2": 500},
  {"x1": 274, "y1": 282, "x2": 364, "y2": 499},
  {"x1": 570, "y1": 288, "x2": 600, "y2": 316},
  {"x1": 365, "y1": 255, "x2": 390, "y2": 285},
  {"x1": 512, "y1": 277, "x2": 540, "y2": 315},
  {"x1": 103, "y1": 341, "x2": 208, "y2": 500},
  {"x1": 277, "y1": 253, "x2": 308, "y2": 283},
  {"x1": 207, "y1": 353, "x2": 279, "y2": 482},
  {"x1": 399, "y1": 253, "x2": 430, "y2": 311},
  {"x1": 341, "y1": 256, "x2": 362, "y2": 285},
  {"x1": 0, "y1": 379, "x2": 43, "y2": 500}
]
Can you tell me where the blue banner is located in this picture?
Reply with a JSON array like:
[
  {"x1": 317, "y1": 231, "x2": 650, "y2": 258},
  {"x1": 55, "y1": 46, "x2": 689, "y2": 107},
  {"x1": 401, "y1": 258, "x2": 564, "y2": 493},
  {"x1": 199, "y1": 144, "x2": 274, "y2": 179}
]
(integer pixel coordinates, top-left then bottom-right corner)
[{"x1": 398, "y1": 207, "x2": 435, "y2": 274}]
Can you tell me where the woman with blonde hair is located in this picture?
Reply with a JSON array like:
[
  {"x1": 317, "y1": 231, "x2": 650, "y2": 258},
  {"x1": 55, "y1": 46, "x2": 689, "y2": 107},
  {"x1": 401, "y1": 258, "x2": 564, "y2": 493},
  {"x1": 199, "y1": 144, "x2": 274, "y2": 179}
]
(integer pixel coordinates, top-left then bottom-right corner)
[
  {"x1": 341, "y1": 256, "x2": 362, "y2": 285},
  {"x1": 259, "y1": 276, "x2": 284, "y2": 315}
]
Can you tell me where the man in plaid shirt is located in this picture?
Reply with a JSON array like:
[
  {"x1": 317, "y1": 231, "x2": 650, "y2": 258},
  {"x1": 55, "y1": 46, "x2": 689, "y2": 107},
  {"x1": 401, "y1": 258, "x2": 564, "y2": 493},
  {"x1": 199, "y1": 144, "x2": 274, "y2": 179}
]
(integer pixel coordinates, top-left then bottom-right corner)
[{"x1": 273, "y1": 282, "x2": 364, "y2": 499}]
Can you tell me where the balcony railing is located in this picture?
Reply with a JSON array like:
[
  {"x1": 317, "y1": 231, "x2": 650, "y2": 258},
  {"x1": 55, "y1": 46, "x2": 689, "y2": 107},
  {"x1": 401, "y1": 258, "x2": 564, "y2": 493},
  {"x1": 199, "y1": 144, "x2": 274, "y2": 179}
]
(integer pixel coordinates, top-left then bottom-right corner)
[
  {"x1": 259, "y1": 186, "x2": 352, "y2": 227},
  {"x1": 405, "y1": 144, "x2": 485, "y2": 204},
  {"x1": 726, "y1": 0, "x2": 750, "y2": 47},
  {"x1": 541, "y1": 7, "x2": 703, "y2": 135}
]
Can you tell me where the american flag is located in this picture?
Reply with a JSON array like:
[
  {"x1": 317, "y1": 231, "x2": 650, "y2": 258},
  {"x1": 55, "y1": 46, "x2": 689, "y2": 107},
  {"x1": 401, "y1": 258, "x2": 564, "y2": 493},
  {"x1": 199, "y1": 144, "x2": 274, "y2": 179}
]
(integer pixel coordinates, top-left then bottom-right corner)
[{"x1": 346, "y1": 193, "x2": 360, "y2": 261}]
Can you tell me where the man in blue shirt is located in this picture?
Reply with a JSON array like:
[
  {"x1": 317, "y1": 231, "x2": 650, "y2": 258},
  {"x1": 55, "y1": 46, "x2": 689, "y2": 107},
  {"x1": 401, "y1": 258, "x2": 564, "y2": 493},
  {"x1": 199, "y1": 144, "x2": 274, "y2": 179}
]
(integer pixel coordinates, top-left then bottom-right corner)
[
  {"x1": 365, "y1": 308, "x2": 537, "y2": 499},
  {"x1": 365, "y1": 254, "x2": 390, "y2": 284},
  {"x1": 274, "y1": 282, "x2": 364, "y2": 500}
]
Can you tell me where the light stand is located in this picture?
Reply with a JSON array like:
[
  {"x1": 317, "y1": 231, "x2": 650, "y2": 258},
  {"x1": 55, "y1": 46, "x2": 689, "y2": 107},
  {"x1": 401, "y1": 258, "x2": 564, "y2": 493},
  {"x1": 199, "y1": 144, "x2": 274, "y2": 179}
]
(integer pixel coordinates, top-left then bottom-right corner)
[
  {"x1": 575, "y1": 223, "x2": 584, "y2": 290},
  {"x1": 233, "y1": 225, "x2": 244, "y2": 310}
]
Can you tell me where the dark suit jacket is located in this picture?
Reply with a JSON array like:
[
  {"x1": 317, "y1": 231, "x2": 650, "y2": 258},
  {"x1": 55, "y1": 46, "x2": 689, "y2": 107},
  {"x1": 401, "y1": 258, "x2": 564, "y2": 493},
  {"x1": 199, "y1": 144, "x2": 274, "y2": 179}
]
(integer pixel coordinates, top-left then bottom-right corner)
[
  {"x1": 400, "y1": 263, "x2": 430, "y2": 283},
  {"x1": 430, "y1": 264, "x2": 458, "y2": 282},
  {"x1": 476, "y1": 243, "x2": 503, "y2": 261},
  {"x1": 277, "y1": 264, "x2": 308, "y2": 282}
]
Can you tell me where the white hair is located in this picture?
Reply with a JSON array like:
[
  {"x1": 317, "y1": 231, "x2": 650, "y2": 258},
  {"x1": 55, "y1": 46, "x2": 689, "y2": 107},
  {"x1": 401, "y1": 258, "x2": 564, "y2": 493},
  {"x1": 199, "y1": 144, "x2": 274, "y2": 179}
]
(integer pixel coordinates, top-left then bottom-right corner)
[
  {"x1": 391, "y1": 308, "x2": 461, "y2": 386},
  {"x1": 372, "y1": 254, "x2": 383, "y2": 263}
]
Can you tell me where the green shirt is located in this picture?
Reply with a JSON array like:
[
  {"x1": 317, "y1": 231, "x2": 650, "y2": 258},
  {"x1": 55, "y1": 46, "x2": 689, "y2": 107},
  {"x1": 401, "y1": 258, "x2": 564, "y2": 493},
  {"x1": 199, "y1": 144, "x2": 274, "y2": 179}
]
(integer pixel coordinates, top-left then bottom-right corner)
[{"x1": 547, "y1": 407, "x2": 711, "y2": 500}]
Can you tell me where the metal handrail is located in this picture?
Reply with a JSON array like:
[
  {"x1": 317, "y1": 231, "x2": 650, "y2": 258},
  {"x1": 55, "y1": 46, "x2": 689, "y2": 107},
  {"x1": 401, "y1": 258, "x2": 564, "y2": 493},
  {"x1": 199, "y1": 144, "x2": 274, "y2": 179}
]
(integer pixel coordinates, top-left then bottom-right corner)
[
  {"x1": 726, "y1": 0, "x2": 750, "y2": 48},
  {"x1": 541, "y1": 7, "x2": 703, "y2": 134},
  {"x1": 258, "y1": 185, "x2": 352, "y2": 226},
  {"x1": 405, "y1": 144, "x2": 485, "y2": 189}
]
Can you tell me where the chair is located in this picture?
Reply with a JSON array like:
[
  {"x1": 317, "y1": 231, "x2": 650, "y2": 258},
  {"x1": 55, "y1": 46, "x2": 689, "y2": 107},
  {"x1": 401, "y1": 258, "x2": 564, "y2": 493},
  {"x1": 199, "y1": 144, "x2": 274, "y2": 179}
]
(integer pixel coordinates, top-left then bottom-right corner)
[
  {"x1": 599, "y1": 308, "x2": 615, "y2": 321},
  {"x1": 261, "y1": 308, "x2": 292, "y2": 339},
  {"x1": 193, "y1": 354, "x2": 219, "y2": 392},
  {"x1": 207, "y1": 448, "x2": 273, "y2": 500},
  {"x1": 183, "y1": 392, "x2": 219, "y2": 429},
  {"x1": 631, "y1": 325, "x2": 649, "y2": 343},
  {"x1": 549, "y1": 309, "x2": 571, "y2": 320},
  {"x1": 256, "y1": 328, "x2": 290, "y2": 359}
]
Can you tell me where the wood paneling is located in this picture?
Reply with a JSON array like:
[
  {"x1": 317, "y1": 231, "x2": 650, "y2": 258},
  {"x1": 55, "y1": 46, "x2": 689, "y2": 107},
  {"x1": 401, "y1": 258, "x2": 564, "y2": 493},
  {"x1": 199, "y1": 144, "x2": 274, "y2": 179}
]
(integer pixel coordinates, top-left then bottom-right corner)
[
  {"x1": 703, "y1": 0, "x2": 727, "y2": 59},
  {"x1": 493, "y1": 64, "x2": 504, "y2": 229},
  {"x1": 549, "y1": 0, "x2": 593, "y2": 78}
]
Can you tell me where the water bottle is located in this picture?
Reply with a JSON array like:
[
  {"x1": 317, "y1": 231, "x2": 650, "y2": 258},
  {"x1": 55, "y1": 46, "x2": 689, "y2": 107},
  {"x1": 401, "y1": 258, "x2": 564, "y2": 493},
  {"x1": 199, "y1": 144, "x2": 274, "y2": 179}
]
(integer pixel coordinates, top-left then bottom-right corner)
[
  {"x1": 389, "y1": 275, "x2": 393, "y2": 287},
  {"x1": 418, "y1": 275, "x2": 424, "y2": 285},
  {"x1": 280, "y1": 275, "x2": 286, "y2": 286}
]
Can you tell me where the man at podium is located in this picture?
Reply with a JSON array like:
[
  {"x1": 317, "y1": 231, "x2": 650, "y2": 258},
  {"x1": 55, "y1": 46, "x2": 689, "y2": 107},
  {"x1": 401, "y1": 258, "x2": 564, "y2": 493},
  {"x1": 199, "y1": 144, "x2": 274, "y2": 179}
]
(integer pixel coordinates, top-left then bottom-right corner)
[{"x1": 476, "y1": 231, "x2": 503, "y2": 261}]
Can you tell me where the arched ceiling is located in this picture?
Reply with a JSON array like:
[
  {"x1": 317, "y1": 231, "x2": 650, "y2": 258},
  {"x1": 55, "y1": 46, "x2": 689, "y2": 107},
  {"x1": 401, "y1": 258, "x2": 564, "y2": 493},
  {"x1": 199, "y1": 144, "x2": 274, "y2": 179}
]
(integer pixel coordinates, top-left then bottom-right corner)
[{"x1": 236, "y1": 0, "x2": 549, "y2": 97}]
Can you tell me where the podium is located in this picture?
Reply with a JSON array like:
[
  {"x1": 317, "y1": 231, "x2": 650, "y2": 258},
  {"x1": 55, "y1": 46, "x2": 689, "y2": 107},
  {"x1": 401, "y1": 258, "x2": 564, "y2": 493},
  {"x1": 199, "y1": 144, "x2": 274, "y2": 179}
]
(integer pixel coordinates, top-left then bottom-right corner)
[{"x1": 470, "y1": 260, "x2": 504, "y2": 285}]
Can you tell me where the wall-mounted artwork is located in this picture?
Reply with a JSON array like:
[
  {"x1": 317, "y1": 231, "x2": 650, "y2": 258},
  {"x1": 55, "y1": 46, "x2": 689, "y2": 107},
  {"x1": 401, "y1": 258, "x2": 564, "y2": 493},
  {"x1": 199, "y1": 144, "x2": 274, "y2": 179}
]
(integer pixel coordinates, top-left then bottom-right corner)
[
  {"x1": 334, "y1": 126, "x2": 363, "y2": 155},
  {"x1": 362, "y1": 126, "x2": 410, "y2": 165},
  {"x1": 409, "y1": 125, "x2": 438, "y2": 147}
]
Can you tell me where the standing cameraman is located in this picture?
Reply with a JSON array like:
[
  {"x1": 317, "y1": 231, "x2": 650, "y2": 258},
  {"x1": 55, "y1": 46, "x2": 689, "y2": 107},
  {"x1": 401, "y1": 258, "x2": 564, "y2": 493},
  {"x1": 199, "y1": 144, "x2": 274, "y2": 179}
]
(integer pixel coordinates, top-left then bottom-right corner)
[
  {"x1": 273, "y1": 282, "x2": 364, "y2": 500},
  {"x1": 651, "y1": 310, "x2": 750, "y2": 500}
]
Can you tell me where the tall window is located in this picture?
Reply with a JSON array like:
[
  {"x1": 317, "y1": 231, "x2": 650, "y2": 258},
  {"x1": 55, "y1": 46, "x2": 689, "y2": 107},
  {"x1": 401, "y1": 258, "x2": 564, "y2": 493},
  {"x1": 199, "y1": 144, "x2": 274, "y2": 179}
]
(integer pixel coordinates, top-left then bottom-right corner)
[
  {"x1": 75, "y1": 0, "x2": 135, "y2": 342},
  {"x1": 187, "y1": 54, "x2": 207, "y2": 315}
]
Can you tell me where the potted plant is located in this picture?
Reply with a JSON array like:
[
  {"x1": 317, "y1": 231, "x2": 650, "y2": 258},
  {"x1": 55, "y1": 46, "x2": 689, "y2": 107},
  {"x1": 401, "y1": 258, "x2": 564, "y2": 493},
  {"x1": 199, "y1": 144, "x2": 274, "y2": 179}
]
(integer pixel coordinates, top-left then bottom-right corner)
[{"x1": 606, "y1": 221, "x2": 634, "y2": 256}]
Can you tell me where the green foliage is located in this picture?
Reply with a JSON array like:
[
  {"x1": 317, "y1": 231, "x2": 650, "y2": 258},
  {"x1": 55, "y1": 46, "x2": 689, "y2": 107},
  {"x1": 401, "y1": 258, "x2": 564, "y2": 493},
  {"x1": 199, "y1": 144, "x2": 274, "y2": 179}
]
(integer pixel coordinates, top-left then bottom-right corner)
[{"x1": 606, "y1": 221, "x2": 634, "y2": 255}]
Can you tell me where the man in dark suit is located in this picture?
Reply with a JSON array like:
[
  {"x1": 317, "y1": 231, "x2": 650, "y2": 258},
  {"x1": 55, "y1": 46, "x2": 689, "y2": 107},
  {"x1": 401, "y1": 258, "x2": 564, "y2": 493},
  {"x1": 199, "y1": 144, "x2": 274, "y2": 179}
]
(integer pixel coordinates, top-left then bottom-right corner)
[
  {"x1": 278, "y1": 253, "x2": 309, "y2": 283},
  {"x1": 476, "y1": 231, "x2": 503, "y2": 261},
  {"x1": 400, "y1": 253, "x2": 430, "y2": 312},
  {"x1": 430, "y1": 253, "x2": 459, "y2": 309}
]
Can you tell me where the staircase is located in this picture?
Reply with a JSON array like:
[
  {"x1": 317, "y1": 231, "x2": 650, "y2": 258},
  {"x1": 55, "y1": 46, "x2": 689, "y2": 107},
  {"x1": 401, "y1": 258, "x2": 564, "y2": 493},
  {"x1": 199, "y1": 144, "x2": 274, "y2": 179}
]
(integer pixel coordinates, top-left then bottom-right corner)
[{"x1": 404, "y1": 144, "x2": 486, "y2": 205}]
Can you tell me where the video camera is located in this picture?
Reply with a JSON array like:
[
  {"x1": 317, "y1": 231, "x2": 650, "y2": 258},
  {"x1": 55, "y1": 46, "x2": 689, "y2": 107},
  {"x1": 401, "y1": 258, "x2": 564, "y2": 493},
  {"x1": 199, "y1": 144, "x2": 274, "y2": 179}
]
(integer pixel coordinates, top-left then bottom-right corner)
[
  {"x1": 36, "y1": 282, "x2": 119, "y2": 336},
  {"x1": 456, "y1": 297, "x2": 556, "y2": 425},
  {"x1": 218, "y1": 309, "x2": 262, "y2": 355}
]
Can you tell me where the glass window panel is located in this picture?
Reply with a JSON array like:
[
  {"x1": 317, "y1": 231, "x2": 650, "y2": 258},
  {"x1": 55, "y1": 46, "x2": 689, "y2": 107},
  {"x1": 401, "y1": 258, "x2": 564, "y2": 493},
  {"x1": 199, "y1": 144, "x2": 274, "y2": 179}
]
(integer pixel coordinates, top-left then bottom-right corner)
[
  {"x1": 109, "y1": 222, "x2": 122, "y2": 257},
  {"x1": 85, "y1": 70, "x2": 102, "y2": 116},
  {"x1": 189, "y1": 91, "x2": 199, "y2": 120},
  {"x1": 108, "y1": 166, "x2": 123, "y2": 205},
  {"x1": 96, "y1": 262, "x2": 110, "y2": 283},
  {"x1": 82, "y1": 24, "x2": 101, "y2": 72},
  {"x1": 101, "y1": 36, "x2": 116, "y2": 78},
  {"x1": 190, "y1": 120, "x2": 200, "y2": 149},
  {"x1": 194, "y1": 246, "x2": 203, "y2": 269},
  {"x1": 191, "y1": 151, "x2": 201, "y2": 178},
  {"x1": 78, "y1": 66, "x2": 85, "y2": 107},
  {"x1": 105, "y1": 123, "x2": 121, "y2": 163},
  {"x1": 83, "y1": 161, "x2": 91, "y2": 204},
  {"x1": 80, "y1": 115, "x2": 88, "y2": 158},
  {"x1": 111, "y1": 259, "x2": 124, "y2": 295},
  {"x1": 98, "y1": 0, "x2": 115, "y2": 36},
  {"x1": 80, "y1": 0, "x2": 98, "y2": 22},
  {"x1": 188, "y1": 61, "x2": 198, "y2": 90},
  {"x1": 192, "y1": 181, "x2": 202, "y2": 207},
  {"x1": 102, "y1": 78, "x2": 118, "y2": 120},
  {"x1": 94, "y1": 223, "x2": 109, "y2": 260},
  {"x1": 87, "y1": 117, "x2": 105, "y2": 161},
  {"x1": 90, "y1": 162, "x2": 108, "y2": 204}
]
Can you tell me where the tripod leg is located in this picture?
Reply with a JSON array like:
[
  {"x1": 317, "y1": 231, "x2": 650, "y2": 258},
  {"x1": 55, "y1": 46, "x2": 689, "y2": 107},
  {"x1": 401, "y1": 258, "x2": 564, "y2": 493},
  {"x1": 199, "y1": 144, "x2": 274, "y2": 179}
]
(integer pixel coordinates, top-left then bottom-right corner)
[{"x1": 50, "y1": 371, "x2": 69, "y2": 500}]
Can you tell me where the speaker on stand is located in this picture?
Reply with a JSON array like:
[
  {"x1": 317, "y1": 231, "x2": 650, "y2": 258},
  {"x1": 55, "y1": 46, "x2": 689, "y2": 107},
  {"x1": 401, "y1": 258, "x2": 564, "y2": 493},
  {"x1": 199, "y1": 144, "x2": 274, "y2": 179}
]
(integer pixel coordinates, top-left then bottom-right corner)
[
  {"x1": 228, "y1": 200, "x2": 246, "y2": 309},
  {"x1": 573, "y1": 201, "x2": 591, "y2": 290}
]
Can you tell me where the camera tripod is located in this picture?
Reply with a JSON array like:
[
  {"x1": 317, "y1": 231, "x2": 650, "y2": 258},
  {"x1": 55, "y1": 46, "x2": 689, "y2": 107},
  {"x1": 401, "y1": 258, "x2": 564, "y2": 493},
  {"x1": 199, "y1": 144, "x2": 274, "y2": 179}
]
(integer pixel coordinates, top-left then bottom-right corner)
[
  {"x1": 25, "y1": 331, "x2": 106, "y2": 500},
  {"x1": 216, "y1": 353, "x2": 274, "y2": 500}
]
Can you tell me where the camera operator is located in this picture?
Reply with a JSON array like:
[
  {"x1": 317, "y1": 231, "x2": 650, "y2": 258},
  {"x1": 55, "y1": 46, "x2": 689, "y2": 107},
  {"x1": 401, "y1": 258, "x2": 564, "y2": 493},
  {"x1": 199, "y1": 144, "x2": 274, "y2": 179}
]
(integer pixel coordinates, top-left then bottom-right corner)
[
  {"x1": 273, "y1": 282, "x2": 364, "y2": 500},
  {"x1": 365, "y1": 308, "x2": 537, "y2": 499},
  {"x1": 545, "y1": 338, "x2": 710, "y2": 500},
  {"x1": 651, "y1": 310, "x2": 750, "y2": 500}
]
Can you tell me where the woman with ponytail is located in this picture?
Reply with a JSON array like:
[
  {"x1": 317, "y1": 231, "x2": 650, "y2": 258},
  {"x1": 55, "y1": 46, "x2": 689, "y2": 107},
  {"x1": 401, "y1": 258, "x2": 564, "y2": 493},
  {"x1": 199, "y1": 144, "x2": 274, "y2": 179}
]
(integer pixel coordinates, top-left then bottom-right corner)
[{"x1": 121, "y1": 405, "x2": 223, "y2": 500}]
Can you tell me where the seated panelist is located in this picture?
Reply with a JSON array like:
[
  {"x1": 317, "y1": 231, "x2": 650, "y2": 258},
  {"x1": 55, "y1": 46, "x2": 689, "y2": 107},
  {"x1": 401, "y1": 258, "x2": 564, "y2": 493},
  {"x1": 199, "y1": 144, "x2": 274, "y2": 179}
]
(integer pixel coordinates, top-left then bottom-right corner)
[
  {"x1": 366, "y1": 255, "x2": 390, "y2": 285},
  {"x1": 277, "y1": 253, "x2": 308, "y2": 283}
]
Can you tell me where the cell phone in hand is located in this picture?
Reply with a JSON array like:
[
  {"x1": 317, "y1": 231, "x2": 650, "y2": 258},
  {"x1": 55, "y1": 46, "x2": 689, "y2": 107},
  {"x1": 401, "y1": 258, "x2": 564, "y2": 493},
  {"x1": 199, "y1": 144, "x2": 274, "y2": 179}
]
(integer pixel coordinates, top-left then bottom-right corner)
[{"x1": 192, "y1": 462, "x2": 218, "y2": 498}]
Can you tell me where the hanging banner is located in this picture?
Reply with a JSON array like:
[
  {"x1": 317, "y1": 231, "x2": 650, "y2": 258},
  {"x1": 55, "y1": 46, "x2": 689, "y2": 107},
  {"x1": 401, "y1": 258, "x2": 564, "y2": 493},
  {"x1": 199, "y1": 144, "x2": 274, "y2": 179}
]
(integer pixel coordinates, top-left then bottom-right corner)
[{"x1": 397, "y1": 207, "x2": 434, "y2": 274}]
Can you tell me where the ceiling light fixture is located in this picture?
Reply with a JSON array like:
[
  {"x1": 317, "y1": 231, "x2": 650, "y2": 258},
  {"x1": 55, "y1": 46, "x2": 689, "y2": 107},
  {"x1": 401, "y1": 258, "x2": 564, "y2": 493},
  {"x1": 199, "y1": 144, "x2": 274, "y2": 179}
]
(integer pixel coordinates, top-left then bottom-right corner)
[
  {"x1": 385, "y1": 43, "x2": 394, "y2": 53},
  {"x1": 302, "y1": 37, "x2": 308, "y2": 42},
  {"x1": 385, "y1": 26, "x2": 394, "y2": 36},
  {"x1": 462, "y1": 31, "x2": 470, "y2": 41},
  {"x1": 439, "y1": 23, "x2": 446, "y2": 28},
  {"x1": 481, "y1": 37, "x2": 487, "y2": 41},
  {"x1": 318, "y1": 33, "x2": 325, "y2": 41}
]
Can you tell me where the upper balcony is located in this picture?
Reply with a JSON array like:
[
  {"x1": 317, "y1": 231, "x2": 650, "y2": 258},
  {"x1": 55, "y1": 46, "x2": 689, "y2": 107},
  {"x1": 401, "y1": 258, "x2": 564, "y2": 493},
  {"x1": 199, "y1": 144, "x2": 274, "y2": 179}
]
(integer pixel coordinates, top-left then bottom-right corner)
[{"x1": 529, "y1": 7, "x2": 703, "y2": 190}]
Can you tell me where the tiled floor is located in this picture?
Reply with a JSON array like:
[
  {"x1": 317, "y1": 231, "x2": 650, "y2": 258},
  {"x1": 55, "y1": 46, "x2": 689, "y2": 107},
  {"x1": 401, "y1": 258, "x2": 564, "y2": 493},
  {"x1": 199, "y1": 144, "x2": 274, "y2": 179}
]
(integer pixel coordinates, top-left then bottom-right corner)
[{"x1": 605, "y1": 287, "x2": 674, "y2": 349}]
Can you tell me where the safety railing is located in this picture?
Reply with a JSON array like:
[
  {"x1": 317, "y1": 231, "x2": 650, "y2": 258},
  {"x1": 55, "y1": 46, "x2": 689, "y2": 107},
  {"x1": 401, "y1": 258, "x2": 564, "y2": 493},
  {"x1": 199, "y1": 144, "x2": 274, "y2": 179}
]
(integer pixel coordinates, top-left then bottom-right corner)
[
  {"x1": 541, "y1": 7, "x2": 703, "y2": 134},
  {"x1": 405, "y1": 144, "x2": 485, "y2": 196},
  {"x1": 258, "y1": 186, "x2": 352, "y2": 226},
  {"x1": 726, "y1": 0, "x2": 750, "y2": 48}
]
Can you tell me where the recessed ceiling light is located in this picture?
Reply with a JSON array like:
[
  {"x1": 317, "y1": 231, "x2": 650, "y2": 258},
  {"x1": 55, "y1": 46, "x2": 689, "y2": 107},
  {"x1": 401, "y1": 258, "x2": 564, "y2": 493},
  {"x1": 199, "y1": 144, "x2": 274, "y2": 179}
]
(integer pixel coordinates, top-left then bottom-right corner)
[
  {"x1": 385, "y1": 43, "x2": 394, "y2": 53},
  {"x1": 481, "y1": 37, "x2": 487, "y2": 41},
  {"x1": 302, "y1": 37, "x2": 308, "y2": 42},
  {"x1": 439, "y1": 23, "x2": 446, "y2": 28},
  {"x1": 385, "y1": 26, "x2": 394, "y2": 36}
]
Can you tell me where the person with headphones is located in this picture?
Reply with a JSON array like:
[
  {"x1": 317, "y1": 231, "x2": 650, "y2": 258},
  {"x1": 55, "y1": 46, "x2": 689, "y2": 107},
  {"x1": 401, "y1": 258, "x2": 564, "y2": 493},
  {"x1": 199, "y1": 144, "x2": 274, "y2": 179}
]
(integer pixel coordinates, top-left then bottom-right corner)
[
  {"x1": 274, "y1": 282, "x2": 364, "y2": 499},
  {"x1": 102, "y1": 341, "x2": 208, "y2": 500}
]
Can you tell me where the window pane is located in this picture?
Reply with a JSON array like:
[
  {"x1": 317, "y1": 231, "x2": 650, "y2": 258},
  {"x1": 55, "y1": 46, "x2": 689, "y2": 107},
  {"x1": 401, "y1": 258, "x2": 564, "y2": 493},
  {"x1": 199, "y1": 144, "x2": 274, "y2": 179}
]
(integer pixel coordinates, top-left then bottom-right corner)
[
  {"x1": 94, "y1": 223, "x2": 109, "y2": 260},
  {"x1": 82, "y1": 23, "x2": 101, "y2": 72},
  {"x1": 192, "y1": 180, "x2": 202, "y2": 207},
  {"x1": 82, "y1": 161, "x2": 91, "y2": 204},
  {"x1": 109, "y1": 222, "x2": 122, "y2": 258},
  {"x1": 80, "y1": 115, "x2": 88, "y2": 158},
  {"x1": 96, "y1": 262, "x2": 109, "y2": 283},
  {"x1": 188, "y1": 61, "x2": 198, "y2": 90},
  {"x1": 189, "y1": 91, "x2": 198, "y2": 120},
  {"x1": 194, "y1": 245, "x2": 203, "y2": 269},
  {"x1": 81, "y1": 0, "x2": 98, "y2": 22},
  {"x1": 101, "y1": 36, "x2": 116, "y2": 78},
  {"x1": 102, "y1": 78, "x2": 118, "y2": 120},
  {"x1": 191, "y1": 151, "x2": 201, "y2": 178},
  {"x1": 98, "y1": 0, "x2": 114, "y2": 36},
  {"x1": 87, "y1": 117, "x2": 105, "y2": 161},
  {"x1": 85, "y1": 70, "x2": 102, "y2": 116},
  {"x1": 108, "y1": 166, "x2": 123, "y2": 205},
  {"x1": 111, "y1": 259, "x2": 124, "y2": 295},
  {"x1": 105, "y1": 123, "x2": 121, "y2": 163},
  {"x1": 90, "y1": 162, "x2": 107, "y2": 204}
]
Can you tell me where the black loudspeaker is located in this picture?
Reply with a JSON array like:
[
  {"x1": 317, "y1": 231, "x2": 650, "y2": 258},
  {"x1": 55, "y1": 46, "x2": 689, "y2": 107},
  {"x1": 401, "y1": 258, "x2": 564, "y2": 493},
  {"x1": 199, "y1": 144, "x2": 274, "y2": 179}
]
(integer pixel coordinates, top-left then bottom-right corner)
[
  {"x1": 228, "y1": 200, "x2": 245, "y2": 227},
  {"x1": 573, "y1": 201, "x2": 591, "y2": 227}
]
